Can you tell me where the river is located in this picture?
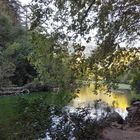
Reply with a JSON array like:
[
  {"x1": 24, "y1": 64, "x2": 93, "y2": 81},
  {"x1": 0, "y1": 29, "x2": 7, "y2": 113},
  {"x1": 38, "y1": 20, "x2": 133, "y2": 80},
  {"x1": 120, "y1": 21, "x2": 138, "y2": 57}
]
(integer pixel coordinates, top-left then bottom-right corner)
[
  {"x1": 69, "y1": 84, "x2": 132, "y2": 119},
  {"x1": 43, "y1": 84, "x2": 132, "y2": 140}
]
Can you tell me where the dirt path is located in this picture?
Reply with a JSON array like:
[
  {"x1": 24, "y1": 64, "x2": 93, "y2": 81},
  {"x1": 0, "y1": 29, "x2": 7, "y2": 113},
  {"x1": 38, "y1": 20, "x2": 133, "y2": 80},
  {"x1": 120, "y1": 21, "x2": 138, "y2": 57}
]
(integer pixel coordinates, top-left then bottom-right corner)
[{"x1": 102, "y1": 127, "x2": 140, "y2": 140}]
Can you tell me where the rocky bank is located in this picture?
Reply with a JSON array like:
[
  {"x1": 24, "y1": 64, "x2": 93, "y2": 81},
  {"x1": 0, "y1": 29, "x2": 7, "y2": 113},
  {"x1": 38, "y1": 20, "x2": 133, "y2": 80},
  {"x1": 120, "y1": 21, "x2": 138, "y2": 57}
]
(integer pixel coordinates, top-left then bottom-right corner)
[{"x1": 102, "y1": 100, "x2": 140, "y2": 140}]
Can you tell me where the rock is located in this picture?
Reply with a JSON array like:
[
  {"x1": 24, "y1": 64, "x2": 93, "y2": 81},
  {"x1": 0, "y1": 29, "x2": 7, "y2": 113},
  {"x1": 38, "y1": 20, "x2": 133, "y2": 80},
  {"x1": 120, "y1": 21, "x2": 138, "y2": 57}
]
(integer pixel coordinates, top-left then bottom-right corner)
[
  {"x1": 126, "y1": 106, "x2": 137, "y2": 113},
  {"x1": 106, "y1": 112, "x2": 124, "y2": 124},
  {"x1": 132, "y1": 101, "x2": 140, "y2": 106},
  {"x1": 126, "y1": 100, "x2": 140, "y2": 126},
  {"x1": 130, "y1": 99, "x2": 140, "y2": 106}
]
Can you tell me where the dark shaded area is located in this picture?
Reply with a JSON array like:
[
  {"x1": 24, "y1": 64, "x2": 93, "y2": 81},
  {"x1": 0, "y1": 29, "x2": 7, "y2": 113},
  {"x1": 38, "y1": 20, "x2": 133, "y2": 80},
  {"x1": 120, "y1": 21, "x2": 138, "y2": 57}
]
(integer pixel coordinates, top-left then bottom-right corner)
[{"x1": 11, "y1": 59, "x2": 36, "y2": 86}]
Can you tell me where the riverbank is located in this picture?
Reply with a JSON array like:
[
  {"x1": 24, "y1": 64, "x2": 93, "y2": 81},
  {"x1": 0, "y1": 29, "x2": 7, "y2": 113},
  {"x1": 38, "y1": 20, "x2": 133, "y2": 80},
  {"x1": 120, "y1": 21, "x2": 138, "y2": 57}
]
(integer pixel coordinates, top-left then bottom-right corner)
[
  {"x1": 102, "y1": 100, "x2": 140, "y2": 140},
  {"x1": 102, "y1": 127, "x2": 140, "y2": 140}
]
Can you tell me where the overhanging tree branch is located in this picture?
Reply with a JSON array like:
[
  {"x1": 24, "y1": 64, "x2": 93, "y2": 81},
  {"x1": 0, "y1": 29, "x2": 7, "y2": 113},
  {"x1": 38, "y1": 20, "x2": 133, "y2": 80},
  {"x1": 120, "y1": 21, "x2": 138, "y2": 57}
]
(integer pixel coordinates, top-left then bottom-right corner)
[{"x1": 80, "y1": 0, "x2": 96, "y2": 24}]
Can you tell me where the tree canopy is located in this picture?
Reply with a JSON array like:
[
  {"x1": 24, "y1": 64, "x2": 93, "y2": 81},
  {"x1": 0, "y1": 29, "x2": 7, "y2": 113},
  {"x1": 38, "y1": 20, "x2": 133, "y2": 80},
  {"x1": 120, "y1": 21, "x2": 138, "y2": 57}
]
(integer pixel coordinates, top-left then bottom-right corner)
[
  {"x1": 30, "y1": 0, "x2": 140, "y2": 44},
  {"x1": 0, "y1": 0, "x2": 140, "y2": 89},
  {"x1": 29, "y1": 0, "x2": 140, "y2": 88}
]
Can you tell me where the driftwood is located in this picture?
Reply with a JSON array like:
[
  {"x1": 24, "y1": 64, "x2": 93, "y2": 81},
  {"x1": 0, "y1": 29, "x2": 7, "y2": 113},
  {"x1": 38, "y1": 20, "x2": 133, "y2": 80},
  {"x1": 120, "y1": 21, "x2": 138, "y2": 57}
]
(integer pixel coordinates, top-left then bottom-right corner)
[{"x1": 0, "y1": 83, "x2": 59, "y2": 96}]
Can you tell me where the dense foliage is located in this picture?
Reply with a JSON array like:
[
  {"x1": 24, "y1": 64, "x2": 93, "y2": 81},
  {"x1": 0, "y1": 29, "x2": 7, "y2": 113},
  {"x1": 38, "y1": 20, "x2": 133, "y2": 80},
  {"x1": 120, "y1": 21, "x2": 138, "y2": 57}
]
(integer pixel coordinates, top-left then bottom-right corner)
[
  {"x1": 28, "y1": 33, "x2": 73, "y2": 89},
  {"x1": 0, "y1": 14, "x2": 36, "y2": 87}
]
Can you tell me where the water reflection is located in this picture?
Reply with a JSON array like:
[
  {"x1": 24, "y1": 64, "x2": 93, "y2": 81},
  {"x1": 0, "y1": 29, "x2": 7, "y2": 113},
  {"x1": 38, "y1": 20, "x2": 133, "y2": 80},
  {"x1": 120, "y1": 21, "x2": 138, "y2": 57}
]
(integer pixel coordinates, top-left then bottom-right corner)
[{"x1": 71, "y1": 84, "x2": 131, "y2": 118}]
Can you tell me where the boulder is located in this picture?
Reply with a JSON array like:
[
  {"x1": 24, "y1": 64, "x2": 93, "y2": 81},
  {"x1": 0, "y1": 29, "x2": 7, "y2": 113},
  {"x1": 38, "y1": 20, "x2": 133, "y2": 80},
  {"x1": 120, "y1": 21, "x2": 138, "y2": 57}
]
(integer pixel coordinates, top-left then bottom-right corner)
[
  {"x1": 132, "y1": 101, "x2": 140, "y2": 107},
  {"x1": 126, "y1": 100, "x2": 140, "y2": 126},
  {"x1": 106, "y1": 112, "x2": 124, "y2": 124},
  {"x1": 130, "y1": 99, "x2": 140, "y2": 106}
]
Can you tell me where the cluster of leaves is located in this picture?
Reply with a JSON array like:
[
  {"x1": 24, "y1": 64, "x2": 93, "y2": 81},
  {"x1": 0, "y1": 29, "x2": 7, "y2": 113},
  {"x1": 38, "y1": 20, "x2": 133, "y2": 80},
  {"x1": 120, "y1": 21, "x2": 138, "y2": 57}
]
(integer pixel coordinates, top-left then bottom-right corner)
[
  {"x1": 96, "y1": 0, "x2": 140, "y2": 45},
  {"x1": 28, "y1": 32, "x2": 86, "y2": 90},
  {"x1": 70, "y1": 44, "x2": 87, "y2": 79},
  {"x1": 89, "y1": 47, "x2": 140, "y2": 89},
  {"x1": 30, "y1": 0, "x2": 140, "y2": 43}
]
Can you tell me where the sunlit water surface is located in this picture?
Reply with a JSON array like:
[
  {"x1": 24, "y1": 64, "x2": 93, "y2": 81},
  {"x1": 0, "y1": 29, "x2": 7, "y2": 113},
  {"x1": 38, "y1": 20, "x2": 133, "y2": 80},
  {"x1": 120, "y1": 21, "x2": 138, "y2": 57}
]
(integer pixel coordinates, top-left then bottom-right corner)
[
  {"x1": 42, "y1": 84, "x2": 132, "y2": 140},
  {"x1": 69, "y1": 84, "x2": 132, "y2": 119}
]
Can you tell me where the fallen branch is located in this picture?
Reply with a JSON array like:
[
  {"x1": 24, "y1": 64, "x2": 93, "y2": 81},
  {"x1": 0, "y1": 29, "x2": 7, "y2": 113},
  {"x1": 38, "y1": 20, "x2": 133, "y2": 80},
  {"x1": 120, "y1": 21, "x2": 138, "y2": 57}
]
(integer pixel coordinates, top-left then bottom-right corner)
[{"x1": 0, "y1": 82, "x2": 59, "y2": 96}]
